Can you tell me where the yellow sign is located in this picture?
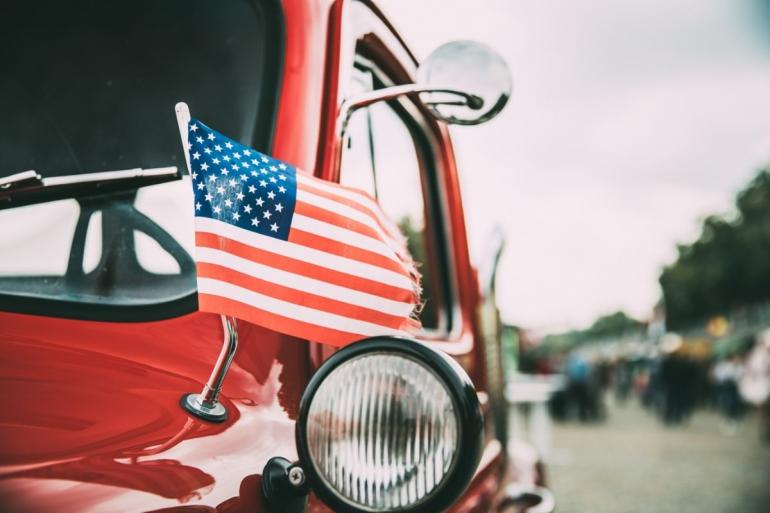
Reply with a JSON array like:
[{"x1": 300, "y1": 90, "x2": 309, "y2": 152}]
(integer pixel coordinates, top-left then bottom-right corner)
[{"x1": 706, "y1": 316, "x2": 729, "y2": 337}]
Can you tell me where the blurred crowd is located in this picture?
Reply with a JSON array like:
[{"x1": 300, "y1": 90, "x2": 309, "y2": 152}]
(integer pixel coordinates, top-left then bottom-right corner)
[{"x1": 526, "y1": 331, "x2": 770, "y2": 443}]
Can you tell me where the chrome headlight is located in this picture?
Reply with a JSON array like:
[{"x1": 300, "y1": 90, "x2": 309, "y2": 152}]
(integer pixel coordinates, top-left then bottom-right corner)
[{"x1": 295, "y1": 337, "x2": 483, "y2": 513}]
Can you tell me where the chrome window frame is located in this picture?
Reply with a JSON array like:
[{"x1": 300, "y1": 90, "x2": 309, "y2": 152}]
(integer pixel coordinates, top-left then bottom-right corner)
[{"x1": 338, "y1": 47, "x2": 463, "y2": 340}]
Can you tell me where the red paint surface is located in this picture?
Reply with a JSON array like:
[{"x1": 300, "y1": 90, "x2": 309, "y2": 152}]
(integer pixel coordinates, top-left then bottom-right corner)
[
  {"x1": 0, "y1": 311, "x2": 310, "y2": 512},
  {"x1": 0, "y1": 0, "x2": 509, "y2": 511},
  {"x1": 272, "y1": 0, "x2": 336, "y2": 173}
]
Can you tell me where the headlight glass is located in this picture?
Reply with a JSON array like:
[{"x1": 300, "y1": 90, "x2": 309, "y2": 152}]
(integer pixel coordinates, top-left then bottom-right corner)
[{"x1": 305, "y1": 352, "x2": 460, "y2": 511}]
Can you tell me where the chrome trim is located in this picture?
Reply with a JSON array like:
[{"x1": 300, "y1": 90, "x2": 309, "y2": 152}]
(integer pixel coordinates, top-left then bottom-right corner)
[
  {"x1": 500, "y1": 484, "x2": 556, "y2": 513},
  {"x1": 341, "y1": 55, "x2": 465, "y2": 341},
  {"x1": 0, "y1": 170, "x2": 41, "y2": 189},
  {"x1": 180, "y1": 392, "x2": 228, "y2": 423},
  {"x1": 338, "y1": 3, "x2": 468, "y2": 344},
  {"x1": 181, "y1": 315, "x2": 238, "y2": 423},
  {"x1": 43, "y1": 166, "x2": 178, "y2": 186},
  {"x1": 337, "y1": 83, "x2": 482, "y2": 140},
  {"x1": 0, "y1": 167, "x2": 178, "y2": 190}
]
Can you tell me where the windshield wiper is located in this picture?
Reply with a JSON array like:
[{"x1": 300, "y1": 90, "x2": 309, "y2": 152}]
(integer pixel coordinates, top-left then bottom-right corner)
[{"x1": 0, "y1": 166, "x2": 180, "y2": 209}]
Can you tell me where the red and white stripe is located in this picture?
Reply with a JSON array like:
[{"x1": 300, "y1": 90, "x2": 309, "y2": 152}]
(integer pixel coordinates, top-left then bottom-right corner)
[{"x1": 195, "y1": 173, "x2": 420, "y2": 347}]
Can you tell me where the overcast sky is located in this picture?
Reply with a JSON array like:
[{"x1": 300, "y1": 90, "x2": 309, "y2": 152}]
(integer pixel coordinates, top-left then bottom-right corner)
[{"x1": 383, "y1": 0, "x2": 770, "y2": 331}]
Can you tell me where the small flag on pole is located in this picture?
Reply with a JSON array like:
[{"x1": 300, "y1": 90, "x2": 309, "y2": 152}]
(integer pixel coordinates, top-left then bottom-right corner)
[{"x1": 181, "y1": 115, "x2": 421, "y2": 346}]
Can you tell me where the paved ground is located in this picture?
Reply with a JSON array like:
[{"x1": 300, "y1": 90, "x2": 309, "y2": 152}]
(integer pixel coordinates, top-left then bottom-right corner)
[{"x1": 547, "y1": 401, "x2": 770, "y2": 513}]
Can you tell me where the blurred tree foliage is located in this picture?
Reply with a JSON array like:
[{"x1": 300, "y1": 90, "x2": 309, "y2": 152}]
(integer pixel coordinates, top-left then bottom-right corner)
[
  {"x1": 539, "y1": 310, "x2": 643, "y2": 352},
  {"x1": 588, "y1": 310, "x2": 644, "y2": 337},
  {"x1": 660, "y1": 168, "x2": 770, "y2": 329},
  {"x1": 398, "y1": 216, "x2": 437, "y2": 329}
]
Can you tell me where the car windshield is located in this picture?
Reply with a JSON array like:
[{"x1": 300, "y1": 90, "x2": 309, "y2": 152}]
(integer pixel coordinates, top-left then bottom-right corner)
[{"x1": 0, "y1": 0, "x2": 282, "y2": 320}]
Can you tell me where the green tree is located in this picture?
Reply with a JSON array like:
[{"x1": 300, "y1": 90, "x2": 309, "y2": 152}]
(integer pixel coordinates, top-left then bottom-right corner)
[
  {"x1": 586, "y1": 310, "x2": 643, "y2": 338},
  {"x1": 660, "y1": 168, "x2": 770, "y2": 328},
  {"x1": 539, "y1": 310, "x2": 642, "y2": 353}
]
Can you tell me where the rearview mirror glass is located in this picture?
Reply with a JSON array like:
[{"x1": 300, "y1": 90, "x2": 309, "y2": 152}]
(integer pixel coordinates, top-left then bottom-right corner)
[{"x1": 417, "y1": 40, "x2": 512, "y2": 125}]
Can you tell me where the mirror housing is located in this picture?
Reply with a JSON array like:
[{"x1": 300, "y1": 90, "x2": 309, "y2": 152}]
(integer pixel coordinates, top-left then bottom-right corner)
[
  {"x1": 338, "y1": 40, "x2": 511, "y2": 133},
  {"x1": 417, "y1": 40, "x2": 512, "y2": 125}
]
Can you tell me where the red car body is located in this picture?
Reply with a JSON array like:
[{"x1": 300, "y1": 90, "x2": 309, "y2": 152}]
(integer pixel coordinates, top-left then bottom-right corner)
[{"x1": 0, "y1": 1, "x2": 516, "y2": 511}]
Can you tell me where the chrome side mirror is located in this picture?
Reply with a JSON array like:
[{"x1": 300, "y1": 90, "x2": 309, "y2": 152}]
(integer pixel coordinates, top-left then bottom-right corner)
[
  {"x1": 417, "y1": 40, "x2": 512, "y2": 125},
  {"x1": 339, "y1": 40, "x2": 511, "y2": 132}
]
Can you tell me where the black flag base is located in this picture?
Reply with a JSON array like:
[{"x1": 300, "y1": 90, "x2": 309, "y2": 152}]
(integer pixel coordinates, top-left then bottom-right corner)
[
  {"x1": 180, "y1": 392, "x2": 228, "y2": 423},
  {"x1": 179, "y1": 314, "x2": 239, "y2": 424}
]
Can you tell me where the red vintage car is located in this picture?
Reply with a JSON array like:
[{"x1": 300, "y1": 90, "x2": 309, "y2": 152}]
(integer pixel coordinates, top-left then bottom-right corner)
[{"x1": 0, "y1": 1, "x2": 552, "y2": 512}]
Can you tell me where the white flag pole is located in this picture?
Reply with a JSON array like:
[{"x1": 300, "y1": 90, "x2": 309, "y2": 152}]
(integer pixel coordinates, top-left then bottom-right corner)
[
  {"x1": 175, "y1": 102, "x2": 239, "y2": 423},
  {"x1": 174, "y1": 102, "x2": 192, "y2": 174}
]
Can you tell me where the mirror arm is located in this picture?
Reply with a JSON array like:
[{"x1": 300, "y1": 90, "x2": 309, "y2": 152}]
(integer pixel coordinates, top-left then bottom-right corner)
[
  {"x1": 343, "y1": 84, "x2": 483, "y2": 111},
  {"x1": 337, "y1": 84, "x2": 483, "y2": 138}
]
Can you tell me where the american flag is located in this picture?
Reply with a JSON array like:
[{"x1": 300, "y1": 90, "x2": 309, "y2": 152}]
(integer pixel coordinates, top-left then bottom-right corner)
[{"x1": 186, "y1": 118, "x2": 421, "y2": 346}]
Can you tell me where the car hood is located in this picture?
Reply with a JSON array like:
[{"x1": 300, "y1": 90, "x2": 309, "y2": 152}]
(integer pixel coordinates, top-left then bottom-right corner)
[{"x1": 0, "y1": 312, "x2": 308, "y2": 512}]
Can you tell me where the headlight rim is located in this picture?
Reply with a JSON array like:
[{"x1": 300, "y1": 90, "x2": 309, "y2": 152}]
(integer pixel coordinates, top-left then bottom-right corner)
[{"x1": 295, "y1": 336, "x2": 484, "y2": 513}]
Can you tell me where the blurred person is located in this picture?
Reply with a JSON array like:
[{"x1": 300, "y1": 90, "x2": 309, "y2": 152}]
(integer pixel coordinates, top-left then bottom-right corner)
[
  {"x1": 565, "y1": 352, "x2": 591, "y2": 421},
  {"x1": 713, "y1": 354, "x2": 746, "y2": 435},
  {"x1": 661, "y1": 353, "x2": 689, "y2": 424},
  {"x1": 547, "y1": 352, "x2": 570, "y2": 421},
  {"x1": 659, "y1": 336, "x2": 693, "y2": 425},
  {"x1": 548, "y1": 386, "x2": 569, "y2": 421},
  {"x1": 565, "y1": 351, "x2": 604, "y2": 422},
  {"x1": 614, "y1": 356, "x2": 634, "y2": 404},
  {"x1": 641, "y1": 356, "x2": 662, "y2": 411},
  {"x1": 685, "y1": 354, "x2": 708, "y2": 414},
  {"x1": 597, "y1": 357, "x2": 614, "y2": 410},
  {"x1": 739, "y1": 332, "x2": 770, "y2": 444},
  {"x1": 584, "y1": 354, "x2": 606, "y2": 422}
]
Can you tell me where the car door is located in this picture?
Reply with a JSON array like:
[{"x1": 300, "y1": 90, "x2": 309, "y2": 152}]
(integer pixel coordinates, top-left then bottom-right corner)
[{"x1": 313, "y1": 3, "x2": 506, "y2": 510}]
